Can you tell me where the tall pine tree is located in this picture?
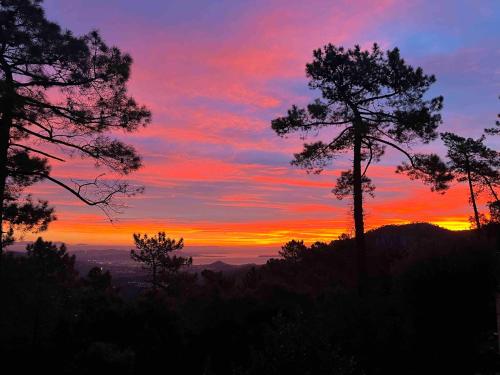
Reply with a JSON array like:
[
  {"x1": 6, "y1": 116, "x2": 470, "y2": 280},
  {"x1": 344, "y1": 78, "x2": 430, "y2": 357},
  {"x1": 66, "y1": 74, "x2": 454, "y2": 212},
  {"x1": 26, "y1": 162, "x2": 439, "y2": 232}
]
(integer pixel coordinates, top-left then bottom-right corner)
[{"x1": 272, "y1": 43, "x2": 443, "y2": 288}]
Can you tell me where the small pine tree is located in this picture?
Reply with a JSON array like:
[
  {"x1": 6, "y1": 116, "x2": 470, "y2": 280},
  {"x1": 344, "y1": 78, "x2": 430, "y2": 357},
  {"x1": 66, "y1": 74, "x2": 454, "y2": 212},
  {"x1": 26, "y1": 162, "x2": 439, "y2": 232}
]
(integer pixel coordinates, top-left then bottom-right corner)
[
  {"x1": 279, "y1": 240, "x2": 308, "y2": 263},
  {"x1": 400, "y1": 133, "x2": 499, "y2": 230},
  {"x1": 130, "y1": 232, "x2": 191, "y2": 292}
]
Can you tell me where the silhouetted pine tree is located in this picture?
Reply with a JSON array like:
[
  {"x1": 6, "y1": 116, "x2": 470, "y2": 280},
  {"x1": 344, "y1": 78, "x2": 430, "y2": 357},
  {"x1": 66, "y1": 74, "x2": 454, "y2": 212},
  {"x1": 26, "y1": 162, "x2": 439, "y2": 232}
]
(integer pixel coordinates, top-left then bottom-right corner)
[
  {"x1": 279, "y1": 240, "x2": 307, "y2": 263},
  {"x1": 399, "y1": 133, "x2": 499, "y2": 230},
  {"x1": 0, "y1": 0, "x2": 151, "y2": 251},
  {"x1": 130, "y1": 232, "x2": 191, "y2": 292},
  {"x1": 440, "y1": 133, "x2": 498, "y2": 229},
  {"x1": 271, "y1": 43, "x2": 443, "y2": 289}
]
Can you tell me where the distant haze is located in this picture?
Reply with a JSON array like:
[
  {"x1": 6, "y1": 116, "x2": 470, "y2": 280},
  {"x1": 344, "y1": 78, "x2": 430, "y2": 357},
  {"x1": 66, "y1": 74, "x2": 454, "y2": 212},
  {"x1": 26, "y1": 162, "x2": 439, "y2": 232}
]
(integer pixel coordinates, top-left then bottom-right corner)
[{"x1": 8, "y1": 242, "x2": 278, "y2": 265}]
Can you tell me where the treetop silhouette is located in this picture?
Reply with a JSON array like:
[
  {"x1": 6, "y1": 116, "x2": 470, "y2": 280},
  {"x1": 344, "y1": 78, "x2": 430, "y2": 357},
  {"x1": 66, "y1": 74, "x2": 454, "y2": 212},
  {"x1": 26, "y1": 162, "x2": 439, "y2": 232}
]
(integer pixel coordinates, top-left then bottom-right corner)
[
  {"x1": 271, "y1": 43, "x2": 443, "y2": 288},
  {"x1": 130, "y1": 231, "x2": 192, "y2": 292},
  {"x1": 0, "y1": 0, "x2": 151, "y2": 249},
  {"x1": 400, "y1": 132, "x2": 499, "y2": 230},
  {"x1": 279, "y1": 239, "x2": 307, "y2": 263}
]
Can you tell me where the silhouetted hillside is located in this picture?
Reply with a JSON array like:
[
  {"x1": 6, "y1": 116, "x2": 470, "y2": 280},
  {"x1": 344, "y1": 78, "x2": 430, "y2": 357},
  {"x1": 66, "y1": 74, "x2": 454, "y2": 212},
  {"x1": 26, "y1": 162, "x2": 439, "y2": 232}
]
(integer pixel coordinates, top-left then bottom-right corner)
[
  {"x1": 66, "y1": 224, "x2": 497, "y2": 296},
  {"x1": 367, "y1": 222, "x2": 454, "y2": 241},
  {"x1": 1, "y1": 224, "x2": 499, "y2": 374}
]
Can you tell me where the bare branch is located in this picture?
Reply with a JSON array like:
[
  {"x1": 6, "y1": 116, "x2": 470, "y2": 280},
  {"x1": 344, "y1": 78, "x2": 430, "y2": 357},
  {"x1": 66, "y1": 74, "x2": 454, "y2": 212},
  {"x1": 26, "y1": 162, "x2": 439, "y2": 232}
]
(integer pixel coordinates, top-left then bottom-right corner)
[
  {"x1": 361, "y1": 140, "x2": 373, "y2": 178},
  {"x1": 12, "y1": 124, "x2": 99, "y2": 158}
]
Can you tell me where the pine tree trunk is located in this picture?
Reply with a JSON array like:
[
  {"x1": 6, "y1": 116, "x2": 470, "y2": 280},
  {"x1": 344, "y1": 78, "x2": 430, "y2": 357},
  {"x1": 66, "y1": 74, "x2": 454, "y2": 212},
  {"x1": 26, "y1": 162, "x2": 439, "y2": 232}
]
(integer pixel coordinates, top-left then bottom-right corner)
[
  {"x1": 0, "y1": 121, "x2": 9, "y2": 256},
  {"x1": 0, "y1": 58, "x2": 14, "y2": 256},
  {"x1": 466, "y1": 159, "x2": 481, "y2": 231},
  {"x1": 353, "y1": 122, "x2": 366, "y2": 293}
]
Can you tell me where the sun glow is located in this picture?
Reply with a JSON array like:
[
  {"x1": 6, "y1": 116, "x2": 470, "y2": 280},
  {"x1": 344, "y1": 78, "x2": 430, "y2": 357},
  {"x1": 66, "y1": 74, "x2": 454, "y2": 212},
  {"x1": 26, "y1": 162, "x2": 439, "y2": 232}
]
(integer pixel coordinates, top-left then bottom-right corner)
[{"x1": 23, "y1": 214, "x2": 472, "y2": 248}]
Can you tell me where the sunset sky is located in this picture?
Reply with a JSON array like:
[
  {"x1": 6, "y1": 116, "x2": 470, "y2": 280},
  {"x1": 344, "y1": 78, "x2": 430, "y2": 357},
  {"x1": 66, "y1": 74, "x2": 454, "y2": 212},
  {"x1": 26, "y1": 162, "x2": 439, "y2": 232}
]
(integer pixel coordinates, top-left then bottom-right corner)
[{"x1": 28, "y1": 0, "x2": 499, "y2": 249}]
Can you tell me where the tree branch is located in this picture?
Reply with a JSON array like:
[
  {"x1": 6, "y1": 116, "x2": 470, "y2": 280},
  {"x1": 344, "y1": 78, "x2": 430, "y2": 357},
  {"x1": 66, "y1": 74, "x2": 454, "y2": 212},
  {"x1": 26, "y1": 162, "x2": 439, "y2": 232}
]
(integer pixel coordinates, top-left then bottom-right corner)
[
  {"x1": 326, "y1": 126, "x2": 354, "y2": 148},
  {"x1": 366, "y1": 135, "x2": 415, "y2": 167},
  {"x1": 12, "y1": 124, "x2": 98, "y2": 158},
  {"x1": 36, "y1": 173, "x2": 109, "y2": 206},
  {"x1": 304, "y1": 119, "x2": 352, "y2": 129},
  {"x1": 9, "y1": 143, "x2": 66, "y2": 162},
  {"x1": 361, "y1": 140, "x2": 373, "y2": 178},
  {"x1": 357, "y1": 91, "x2": 400, "y2": 105},
  {"x1": 482, "y1": 176, "x2": 499, "y2": 201}
]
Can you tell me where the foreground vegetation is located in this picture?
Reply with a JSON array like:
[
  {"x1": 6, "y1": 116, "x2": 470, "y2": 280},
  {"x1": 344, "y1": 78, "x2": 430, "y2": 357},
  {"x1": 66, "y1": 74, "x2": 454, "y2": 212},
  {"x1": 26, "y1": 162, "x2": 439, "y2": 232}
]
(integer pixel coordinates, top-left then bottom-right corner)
[{"x1": 1, "y1": 223, "x2": 499, "y2": 374}]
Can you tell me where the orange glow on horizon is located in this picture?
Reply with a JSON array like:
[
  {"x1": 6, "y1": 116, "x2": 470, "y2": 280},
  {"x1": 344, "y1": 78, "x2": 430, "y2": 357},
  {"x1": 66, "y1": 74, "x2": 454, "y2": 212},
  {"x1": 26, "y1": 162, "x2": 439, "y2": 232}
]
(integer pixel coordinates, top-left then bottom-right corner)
[{"x1": 20, "y1": 215, "x2": 472, "y2": 248}]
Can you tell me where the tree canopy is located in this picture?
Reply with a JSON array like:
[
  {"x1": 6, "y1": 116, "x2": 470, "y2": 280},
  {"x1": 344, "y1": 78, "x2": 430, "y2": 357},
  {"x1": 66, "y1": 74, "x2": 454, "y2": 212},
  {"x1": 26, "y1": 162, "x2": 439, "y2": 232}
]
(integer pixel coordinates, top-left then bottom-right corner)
[
  {"x1": 130, "y1": 231, "x2": 191, "y2": 292},
  {"x1": 279, "y1": 239, "x2": 308, "y2": 263},
  {"x1": 0, "y1": 0, "x2": 151, "y2": 249}
]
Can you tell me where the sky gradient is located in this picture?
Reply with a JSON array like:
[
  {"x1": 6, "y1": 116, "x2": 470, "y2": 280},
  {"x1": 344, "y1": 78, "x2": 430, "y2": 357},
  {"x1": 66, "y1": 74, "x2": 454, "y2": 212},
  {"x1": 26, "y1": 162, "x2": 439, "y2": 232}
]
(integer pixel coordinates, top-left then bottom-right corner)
[{"x1": 25, "y1": 0, "x2": 500, "y2": 249}]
